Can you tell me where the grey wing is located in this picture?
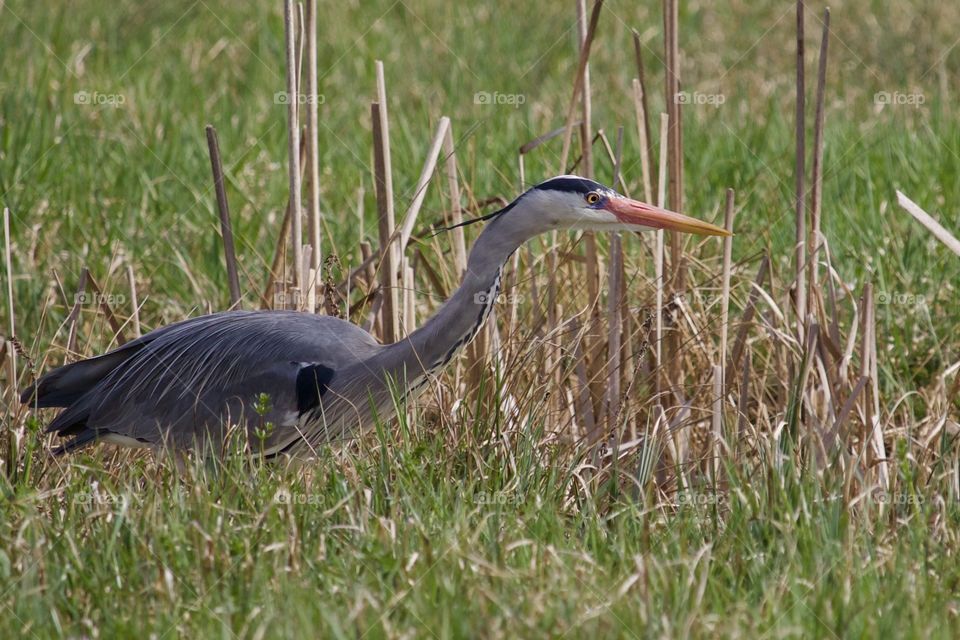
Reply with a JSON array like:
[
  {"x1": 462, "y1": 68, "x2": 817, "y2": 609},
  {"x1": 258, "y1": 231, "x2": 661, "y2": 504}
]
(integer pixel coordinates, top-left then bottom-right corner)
[{"x1": 25, "y1": 310, "x2": 383, "y2": 453}]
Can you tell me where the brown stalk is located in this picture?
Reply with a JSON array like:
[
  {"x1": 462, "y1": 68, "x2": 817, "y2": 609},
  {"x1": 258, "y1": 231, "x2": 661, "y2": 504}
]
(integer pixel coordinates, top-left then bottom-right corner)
[
  {"x1": 283, "y1": 0, "x2": 303, "y2": 292},
  {"x1": 719, "y1": 189, "x2": 736, "y2": 389},
  {"x1": 85, "y1": 272, "x2": 126, "y2": 344},
  {"x1": 808, "y1": 8, "x2": 829, "y2": 297},
  {"x1": 663, "y1": 0, "x2": 684, "y2": 290},
  {"x1": 632, "y1": 30, "x2": 655, "y2": 191},
  {"x1": 126, "y1": 263, "x2": 140, "y2": 338},
  {"x1": 558, "y1": 0, "x2": 604, "y2": 172},
  {"x1": 604, "y1": 126, "x2": 625, "y2": 439},
  {"x1": 305, "y1": 0, "x2": 322, "y2": 296},
  {"x1": 66, "y1": 268, "x2": 90, "y2": 361},
  {"x1": 3, "y1": 208, "x2": 16, "y2": 404},
  {"x1": 794, "y1": 0, "x2": 807, "y2": 336},
  {"x1": 371, "y1": 101, "x2": 399, "y2": 344},
  {"x1": 205, "y1": 125, "x2": 243, "y2": 308},
  {"x1": 398, "y1": 117, "x2": 450, "y2": 250}
]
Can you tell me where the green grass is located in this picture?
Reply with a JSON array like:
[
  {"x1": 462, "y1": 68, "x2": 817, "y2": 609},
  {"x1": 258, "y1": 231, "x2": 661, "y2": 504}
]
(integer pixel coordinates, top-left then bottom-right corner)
[
  {"x1": 2, "y1": 0, "x2": 960, "y2": 637},
  {"x1": 3, "y1": 416, "x2": 959, "y2": 638}
]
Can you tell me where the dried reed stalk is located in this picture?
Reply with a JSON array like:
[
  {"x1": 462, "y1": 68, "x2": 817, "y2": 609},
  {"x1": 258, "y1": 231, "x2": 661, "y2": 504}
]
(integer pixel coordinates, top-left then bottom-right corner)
[
  {"x1": 632, "y1": 30, "x2": 655, "y2": 190},
  {"x1": 605, "y1": 127, "x2": 625, "y2": 438},
  {"x1": 398, "y1": 117, "x2": 450, "y2": 250},
  {"x1": 655, "y1": 113, "x2": 669, "y2": 400},
  {"x1": 711, "y1": 363, "x2": 723, "y2": 479},
  {"x1": 794, "y1": 0, "x2": 807, "y2": 336},
  {"x1": 896, "y1": 191, "x2": 960, "y2": 257},
  {"x1": 125, "y1": 263, "x2": 140, "y2": 338},
  {"x1": 808, "y1": 8, "x2": 829, "y2": 297},
  {"x1": 305, "y1": 0, "x2": 321, "y2": 298},
  {"x1": 66, "y1": 268, "x2": 89, "y2": 360},
  {"x1": 205, "y1": 125, "x2": 243, "y2": 308},
  {"x1": 85, "y1": 272, "x2": 126, "y2": 344},
  {"x1": 719, "y1": 189, "x2": 736, "y2": 387},
  {"x1": 442, "y1": 127, "x2": 467, "y2": 275},
  {"x1": 577, "y1": 0, "x2": 604, "y2": 431},
  {"x1": 371, "y1": 101, "x2": 399, "y2": 344},
  {"x1": 3, "y1": 207, "x2": 15, "y2": 403},
  {"x1": 663, "y1": 0, "x2": 683, "y2": 289},
  {"x1": 558, "y1": 0, "x2": 604, "y2": 171},
  {"x1": 263, "y1": 129, "x2": 307, "y2": 309},
  {"x1": 283, "y1": 0, "x2": 303, "y2": 294},
  {"x1": 632, "y1": 79, "x2": 653, "y2": 202}
]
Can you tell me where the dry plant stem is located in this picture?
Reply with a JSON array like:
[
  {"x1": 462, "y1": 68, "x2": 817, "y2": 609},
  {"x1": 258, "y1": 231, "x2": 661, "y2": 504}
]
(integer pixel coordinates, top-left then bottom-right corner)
[
  {"x1": 604, "y1": 127, "x2": 625, "y2": 440},
  {"x1": 711, "y1": 363, "x2": 722, "y2": 480},
  {"x1": 302, "y1": 246, "x2": 314, "y2": 313},
  {"x1": 719, "y1": 189, "x2": 736, "y2": 388},
  {"x1": 283, "y1": 0, "x2": 303, "y2": 294},
  {"x1": 403, "y1": 265, "x2": 416, "y2": 334},
  {"x1": 728, "y1": 255, "x2": 770, "y2": 386},
  {"x1": 442, "y1": 128, "x2": 467, "y2": 275},
  {"x1": 375, "y1": 62, "x2": 399, "y2": 270},
  {"x1": 371, "y1": 101, "x2": 398, "y2": 344},
  {"x1": 66, "y1": 268, "x2": 89, "y2": 360},
  {"x1": 794, "y1": 0, "x2": 807, "y2": 337},
  {"x1": 519, "y1": 122, "x2": 581, "y2": 156},
  {"x1": 632, "y1": 79, "x2": 653, "y2": 202},
  {"x1": 398, "y1": 117, "x2": 450, "y2": 250},
  {"x1": 205, "y1": 125, "x2": 243, "y2": 308},
  {"x1": 809, "y1": 8, "x2": 830, "y2": 296},
  {"x1": 632, "y1": 30, "x2": 655, "y2": 189},
  {"x1": 125, "y1": 264, "x2": 140, "y2": 338},
  {"x1": 85, "y1": 273, "x2": 126, "y2": 345},
  {"x1": 865, "y1": 285, "x2": 888, "y2": 488},
  {"x1": 896, "y1": 191, "x2": 960, "y2": 257},
  {"x1": 735, "y1": 354, "x2": 751, "y2": 449},
  {"x1": 3, "y1": 207, "x2": 15, "y2": 404},
  {"x1": 577, "y1": 0, "x2": 603, "y2": 430},
  {"x1": 576, "y1": 0, "x2": 594, "y2": 180},
  {"x1": 305, "y1": 0, "x2": 321, "y2": 291},
  {"x1": 263, "y1": 130, "x2": 307, "y2": 309},
  {"x1": 664, "y1": 0, "x2": 683, "y2": 290},
  {"x1": 558, "y1": 0, "x2": 604, "y2": 171},
  {"x1": 655, "y1": 113, "x2": 669, "y2": 403}
]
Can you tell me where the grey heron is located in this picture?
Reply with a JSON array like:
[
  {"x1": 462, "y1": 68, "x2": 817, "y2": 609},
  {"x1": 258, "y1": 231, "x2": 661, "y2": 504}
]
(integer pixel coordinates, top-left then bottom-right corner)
[{"x1": 21, "y1": 175, "x2": 729, "y2": 457}]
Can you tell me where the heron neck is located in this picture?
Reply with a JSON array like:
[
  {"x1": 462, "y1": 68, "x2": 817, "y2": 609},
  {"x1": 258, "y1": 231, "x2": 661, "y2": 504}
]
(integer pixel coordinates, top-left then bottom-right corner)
[{"x1": 383, "y1": 215, "x2": 527, "y2": 381}]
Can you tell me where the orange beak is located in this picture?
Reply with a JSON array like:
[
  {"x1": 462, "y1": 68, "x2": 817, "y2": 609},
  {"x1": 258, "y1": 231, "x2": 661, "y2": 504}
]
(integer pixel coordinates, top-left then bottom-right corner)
[{"x1": 604, "y1": 197, "x2": 731, "y2": 237}]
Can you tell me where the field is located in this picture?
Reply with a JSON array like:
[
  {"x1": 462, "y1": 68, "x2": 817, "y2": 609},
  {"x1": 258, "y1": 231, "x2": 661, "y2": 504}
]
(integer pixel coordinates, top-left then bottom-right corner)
[{"x1": 2, "y1": 0, "x2": 960, "y2": 637}]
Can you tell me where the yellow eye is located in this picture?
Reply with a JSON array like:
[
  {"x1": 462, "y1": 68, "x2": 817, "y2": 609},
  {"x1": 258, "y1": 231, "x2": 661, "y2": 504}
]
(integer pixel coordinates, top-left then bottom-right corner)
[{"x1": 585, "y1": 192, "x2": 601, "y2": 205}]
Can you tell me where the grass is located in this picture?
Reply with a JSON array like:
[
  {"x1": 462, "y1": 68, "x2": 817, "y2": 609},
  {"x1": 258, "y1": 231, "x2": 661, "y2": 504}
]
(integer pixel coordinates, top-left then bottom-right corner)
[{"x1": 2, "y1": 0, "x2": 960, "y2": 637}]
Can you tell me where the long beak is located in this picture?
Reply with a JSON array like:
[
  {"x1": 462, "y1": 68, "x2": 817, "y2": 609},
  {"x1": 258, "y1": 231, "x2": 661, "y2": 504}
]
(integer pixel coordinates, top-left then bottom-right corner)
[{"x1": 605, "y1": 197, "x2": 731, "y2": 236}]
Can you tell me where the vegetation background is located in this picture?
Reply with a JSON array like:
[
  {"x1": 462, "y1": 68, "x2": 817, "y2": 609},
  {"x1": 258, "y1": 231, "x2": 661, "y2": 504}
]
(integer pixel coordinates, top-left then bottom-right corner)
[{"x1": 1, "y1": 0, "x2": 958, "y2": 637}]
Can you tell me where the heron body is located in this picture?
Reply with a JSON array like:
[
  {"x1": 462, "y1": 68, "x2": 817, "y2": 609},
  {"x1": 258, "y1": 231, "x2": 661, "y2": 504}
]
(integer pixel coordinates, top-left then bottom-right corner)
[{"x1": 22, "y1": 175, "x2": 729, "y2": 457}]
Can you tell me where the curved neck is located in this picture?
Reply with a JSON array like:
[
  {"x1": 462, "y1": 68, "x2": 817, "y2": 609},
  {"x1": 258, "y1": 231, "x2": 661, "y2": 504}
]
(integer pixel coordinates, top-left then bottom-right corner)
[{"x1": 382, "y1": 214, "x2": 530, "y2": 379}]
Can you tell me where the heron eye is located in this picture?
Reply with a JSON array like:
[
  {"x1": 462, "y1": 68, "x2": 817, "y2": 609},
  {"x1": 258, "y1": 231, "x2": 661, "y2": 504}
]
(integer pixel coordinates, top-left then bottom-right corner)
[{"x1": 585, "y1": 192, "x2": 601, "y2": 205}]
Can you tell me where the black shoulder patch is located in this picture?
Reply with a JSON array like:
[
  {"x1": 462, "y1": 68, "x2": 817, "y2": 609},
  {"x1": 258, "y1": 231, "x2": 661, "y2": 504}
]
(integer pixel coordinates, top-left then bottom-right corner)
[{"x1": 295, "y1": 364, "x2": 335, "y2": 415}]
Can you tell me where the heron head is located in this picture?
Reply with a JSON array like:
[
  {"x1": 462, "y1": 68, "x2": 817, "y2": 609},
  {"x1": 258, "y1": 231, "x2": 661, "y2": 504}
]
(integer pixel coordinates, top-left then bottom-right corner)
[{"x1": 517, "y1": 175, "x2": 730, "y2": 236}]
